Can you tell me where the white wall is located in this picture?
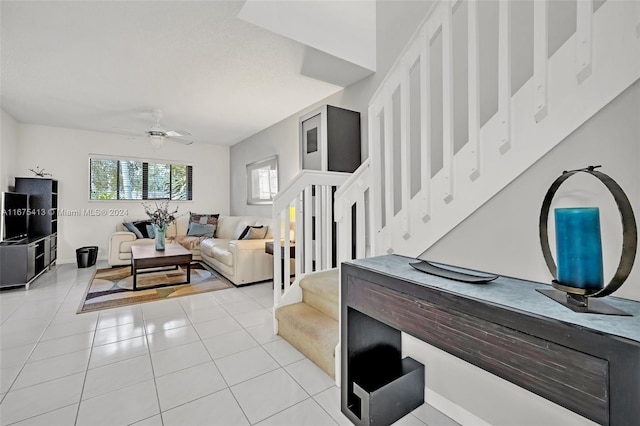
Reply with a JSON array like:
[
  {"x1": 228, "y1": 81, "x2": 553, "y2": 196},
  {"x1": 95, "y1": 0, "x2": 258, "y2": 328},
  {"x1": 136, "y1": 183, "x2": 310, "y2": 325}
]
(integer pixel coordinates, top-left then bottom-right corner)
[
  {"x1": 230, "y1": 0, "x2": 435, "y2": 217},
  {"x1": 0, "y1": 109, "x2": 20, "y2": 192},
  {"x1": 15, "y1": 124, "x2": 229, "y2": 263}
]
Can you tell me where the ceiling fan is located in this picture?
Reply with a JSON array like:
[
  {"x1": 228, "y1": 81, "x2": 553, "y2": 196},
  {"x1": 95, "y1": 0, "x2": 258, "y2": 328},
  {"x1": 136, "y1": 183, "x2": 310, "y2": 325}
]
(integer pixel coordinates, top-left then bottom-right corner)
[{"x1": 116, "y1": 109, "x2": 194, "y2": 148}]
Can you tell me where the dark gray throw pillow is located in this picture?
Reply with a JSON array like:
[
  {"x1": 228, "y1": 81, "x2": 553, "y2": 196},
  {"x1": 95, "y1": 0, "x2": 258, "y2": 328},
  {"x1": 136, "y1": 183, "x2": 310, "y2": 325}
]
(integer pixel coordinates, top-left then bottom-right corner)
[{"x1": 133, "y1": 221, "x2": 152, "y2": 239}]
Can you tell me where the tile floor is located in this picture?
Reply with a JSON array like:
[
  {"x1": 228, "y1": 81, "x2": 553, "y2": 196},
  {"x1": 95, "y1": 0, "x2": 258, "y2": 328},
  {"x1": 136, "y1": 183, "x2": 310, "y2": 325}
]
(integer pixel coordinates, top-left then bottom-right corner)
[{"x1": 0, "y1": 262, "x2": 459, "y2": 426}]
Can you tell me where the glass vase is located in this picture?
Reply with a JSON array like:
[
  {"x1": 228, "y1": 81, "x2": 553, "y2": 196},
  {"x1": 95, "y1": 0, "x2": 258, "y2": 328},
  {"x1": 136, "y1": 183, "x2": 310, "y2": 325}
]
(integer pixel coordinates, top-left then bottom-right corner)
[{"x1": 154, "y1": 224, "x2": 167, "y2": 251}]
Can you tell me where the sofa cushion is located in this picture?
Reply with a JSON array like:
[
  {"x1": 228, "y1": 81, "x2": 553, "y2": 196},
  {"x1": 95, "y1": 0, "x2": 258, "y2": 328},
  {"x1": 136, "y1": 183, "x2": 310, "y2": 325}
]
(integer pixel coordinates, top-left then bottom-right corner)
[
  {"x1": 239, "y1": 225, "x2": 268, "y2": 240},
  {"x1": 212, "y1": 243, "x2": 233, "y2": 267},
  {"x1": 216, "y1": 216, "x2": 246, "y2": 239},
  {"x1": 189, "y1": 212, "x2": 219, "y2": 225},
  {"x1": 120, "y1": 238, "x2": 156, "y2": 253},
  {"x1": 252, "y1": 218, "x2": 274, "y2": 239},
  {"x1": 200, "y1": 238, "x2": 230, "y2": 257},
  {"x1": 200, "y1": 238, "x2": 233, "y2": 266},
  {"x1": 145, "y1": 224, "x2": 156, "y2": 239},
  {"x1": 119, "y1": 220, "x2": 179, "y2": 238},
  {"x1": 123, "y1": 222, "x2": 144, "y2": 239},
  {"x1": 187, "y1": 223, "x2": 216, "y2": 237},
  {"x1": 122, "y1": 221, "x2": 160, "y2": 239},
  {"x1": 134, "y1": 220, "x2": 154, "y2": 238},
  {"x1": 188, "y1": 213, "x2": 219, "y2": 234}
]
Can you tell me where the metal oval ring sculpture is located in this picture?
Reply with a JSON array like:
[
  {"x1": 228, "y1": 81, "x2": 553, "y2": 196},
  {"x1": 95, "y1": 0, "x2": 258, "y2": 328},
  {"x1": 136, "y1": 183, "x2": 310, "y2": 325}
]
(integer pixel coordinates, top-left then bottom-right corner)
[{"x1": 539, "y1": 166, "x2": 637, "y2": 298}]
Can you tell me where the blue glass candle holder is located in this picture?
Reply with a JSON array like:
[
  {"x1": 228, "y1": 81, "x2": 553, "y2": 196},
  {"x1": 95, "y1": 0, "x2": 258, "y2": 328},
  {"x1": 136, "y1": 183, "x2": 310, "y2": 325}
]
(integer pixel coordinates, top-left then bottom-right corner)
[{"x1": 554, "y1": 207, "x2": 604, "y2": 290}]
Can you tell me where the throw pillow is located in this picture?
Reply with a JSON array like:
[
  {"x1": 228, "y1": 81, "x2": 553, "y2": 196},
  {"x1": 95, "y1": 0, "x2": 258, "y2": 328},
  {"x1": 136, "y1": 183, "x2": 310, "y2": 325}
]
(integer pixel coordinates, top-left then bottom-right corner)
[
  {"x1": 145, "y1": 224, "x2": 156, "y2": 239},
  {"x1": 123, "y1": 221, "x2": 144, "y2": 239},
  {"x1": 189, "y1": 213, "x2": 219, "y2": 225},
  {"x1": 133, "y1": 220, "x2": 153, "y2": 239},
  {"x1": 239, "y1": 225, "x2": 268, "y2": 240},
  {"x1": 188, "y1": 213, "x2": 219, "y2": 236},
  {"x1": 187, "y1": 223, "x2": 216, "y2": 238}
]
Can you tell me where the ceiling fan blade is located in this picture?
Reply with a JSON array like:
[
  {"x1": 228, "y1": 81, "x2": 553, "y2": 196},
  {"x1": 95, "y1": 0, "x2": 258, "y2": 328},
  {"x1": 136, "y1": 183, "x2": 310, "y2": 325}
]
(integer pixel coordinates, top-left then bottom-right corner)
[
  {"x1": 166, "y1": 136, "x2": 194, "y2": 145},
  {"x1": 165, "y1": 130, "x2": 191, "y2": 137},
  {"x1": 112, "y1": 126, "x2": 146, "y2": 135}
]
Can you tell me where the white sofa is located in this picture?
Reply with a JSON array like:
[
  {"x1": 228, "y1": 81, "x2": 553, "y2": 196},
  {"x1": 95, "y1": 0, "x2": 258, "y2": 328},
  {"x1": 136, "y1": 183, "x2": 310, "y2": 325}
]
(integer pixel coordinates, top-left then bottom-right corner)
[{"x1": 108, "y1": 215, "x2": 277, "y2": 286}]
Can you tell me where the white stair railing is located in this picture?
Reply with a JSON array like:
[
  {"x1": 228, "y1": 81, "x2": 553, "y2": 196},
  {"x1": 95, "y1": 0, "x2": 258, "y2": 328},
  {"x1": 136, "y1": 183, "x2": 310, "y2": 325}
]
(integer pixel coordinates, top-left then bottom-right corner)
[
  {"x1": 334, "y1": 159, "x2": 373, "y2": 265},
  {"x1": 333, "y1": 159, "x2": 372, "y2": 386},
  {"x1": 272, "y1": 170, "x2": 351, "y2": 321},
  {"x1": 355, "y1": 0, "x2": 640, "y2": 259}
]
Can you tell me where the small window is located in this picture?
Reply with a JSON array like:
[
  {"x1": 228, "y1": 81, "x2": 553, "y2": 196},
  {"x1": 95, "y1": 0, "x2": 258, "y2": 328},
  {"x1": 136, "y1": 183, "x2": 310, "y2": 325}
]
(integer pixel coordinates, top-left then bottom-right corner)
[
  {"x1": 247, "y1": 156, "x2": 278, "y2": 205},
  {"x1": 90, "y1": 157, "x2": 193, "y2": 200}
]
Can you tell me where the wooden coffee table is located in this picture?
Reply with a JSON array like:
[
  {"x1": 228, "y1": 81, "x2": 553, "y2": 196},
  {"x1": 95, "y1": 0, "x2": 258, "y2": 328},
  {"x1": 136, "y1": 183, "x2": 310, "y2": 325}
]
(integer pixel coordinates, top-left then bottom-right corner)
[{"x1": 130, "y1": 244, "x2": 192, "y2": 291}]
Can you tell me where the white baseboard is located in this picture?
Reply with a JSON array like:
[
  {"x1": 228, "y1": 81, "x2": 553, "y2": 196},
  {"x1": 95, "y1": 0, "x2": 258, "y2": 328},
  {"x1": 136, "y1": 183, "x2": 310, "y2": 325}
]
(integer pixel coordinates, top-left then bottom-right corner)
[{"x1": 424, "y1": 388, "x2": 491, "y2": 426}]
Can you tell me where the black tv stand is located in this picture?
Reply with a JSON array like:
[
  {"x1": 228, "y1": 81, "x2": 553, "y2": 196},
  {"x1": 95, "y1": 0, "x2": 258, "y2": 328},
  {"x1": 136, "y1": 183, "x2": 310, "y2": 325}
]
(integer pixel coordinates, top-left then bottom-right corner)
[
  {"x1": 0, "y1": 178, "x2": 58, "y2": 289},
  {"x1": 0, "y1": 235, "x2": 55, "y2": 289},
  {"x1": 1, "y1": 237, "x2": 28, "y2": 245}
]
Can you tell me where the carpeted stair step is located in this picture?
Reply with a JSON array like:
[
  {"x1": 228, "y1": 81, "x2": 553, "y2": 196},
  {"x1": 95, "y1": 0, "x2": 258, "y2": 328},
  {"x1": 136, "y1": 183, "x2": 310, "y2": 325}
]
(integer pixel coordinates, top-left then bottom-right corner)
[
  {"x1": 299, "y1": 268, "x2": 339, "y2": 321},
  {"x1": 276, "y1": 302, "x2": 338, "y2": 378}
]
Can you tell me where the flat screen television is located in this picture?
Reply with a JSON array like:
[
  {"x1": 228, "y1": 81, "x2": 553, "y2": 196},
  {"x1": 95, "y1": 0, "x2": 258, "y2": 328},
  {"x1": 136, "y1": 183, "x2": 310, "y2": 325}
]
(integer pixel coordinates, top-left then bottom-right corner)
[{"x1": 1, "y1": 192, "x2": 29, "y2": 242}]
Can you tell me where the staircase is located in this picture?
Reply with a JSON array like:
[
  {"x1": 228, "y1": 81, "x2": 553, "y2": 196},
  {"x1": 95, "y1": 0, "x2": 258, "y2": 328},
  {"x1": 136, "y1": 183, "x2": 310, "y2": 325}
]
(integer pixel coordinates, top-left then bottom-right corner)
[
  {"x1": 270, "y1": 169, "x2": 348, "y2": 381},
  {"x1": 360, "y1": 0, "x2": 640, "y2": 258},
  {"x1": 272, "y1": 0, "x2": 640, "y2": 391},
  {"x1": 275, "y1": 268, "x2": 339, "y2": 378}
]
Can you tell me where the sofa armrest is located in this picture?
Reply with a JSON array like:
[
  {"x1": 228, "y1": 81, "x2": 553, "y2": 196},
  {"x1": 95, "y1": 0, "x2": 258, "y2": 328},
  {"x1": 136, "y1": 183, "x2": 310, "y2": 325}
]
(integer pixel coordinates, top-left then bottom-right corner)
[
  {"x1": 227, "y1": 239, "x2": 275, "y2": 284},
  {"x1": 108, "y1": 231, "x2": 137, "y2": 266},
  {"x1": 229, "y1": 239, "x2": 271, "y2": 251}
]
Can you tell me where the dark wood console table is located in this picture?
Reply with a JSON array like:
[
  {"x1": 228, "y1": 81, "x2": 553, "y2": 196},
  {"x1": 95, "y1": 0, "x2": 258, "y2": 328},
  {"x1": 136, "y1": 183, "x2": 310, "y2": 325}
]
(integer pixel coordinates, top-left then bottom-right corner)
[
  {"x1": 264, "y1": 241, "x2": 295, "y2": 258},
  {"x1": 341, "y1": 255, "x2": 640, "y2": 426}
]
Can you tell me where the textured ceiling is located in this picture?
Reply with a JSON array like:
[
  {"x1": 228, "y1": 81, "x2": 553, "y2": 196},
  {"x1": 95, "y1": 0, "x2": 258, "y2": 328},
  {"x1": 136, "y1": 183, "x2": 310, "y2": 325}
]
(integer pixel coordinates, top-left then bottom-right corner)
[{"x1": 0, "y1": 1, "x2": 346, "y2": 146}]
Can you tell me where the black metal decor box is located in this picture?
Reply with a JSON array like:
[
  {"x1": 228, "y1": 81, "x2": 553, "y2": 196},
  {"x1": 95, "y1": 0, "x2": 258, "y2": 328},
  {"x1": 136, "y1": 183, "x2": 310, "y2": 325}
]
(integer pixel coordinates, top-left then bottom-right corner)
[{"x1": 345, "y1": 308, "x2": 425, "y2": 426}]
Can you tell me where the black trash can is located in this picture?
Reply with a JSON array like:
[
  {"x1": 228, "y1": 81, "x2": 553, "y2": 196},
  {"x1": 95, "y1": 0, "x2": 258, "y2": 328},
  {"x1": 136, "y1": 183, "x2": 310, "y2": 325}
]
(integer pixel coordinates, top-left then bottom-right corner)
[{"x1": 76, "y1": 246, "x2": 98, "y2": 268}]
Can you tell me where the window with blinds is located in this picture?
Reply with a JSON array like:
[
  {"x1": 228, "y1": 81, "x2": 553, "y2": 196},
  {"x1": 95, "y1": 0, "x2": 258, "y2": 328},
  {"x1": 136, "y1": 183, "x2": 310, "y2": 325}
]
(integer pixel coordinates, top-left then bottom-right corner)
[{"x1": 90, "y1": 158, "x2": 193, "y2": 200}]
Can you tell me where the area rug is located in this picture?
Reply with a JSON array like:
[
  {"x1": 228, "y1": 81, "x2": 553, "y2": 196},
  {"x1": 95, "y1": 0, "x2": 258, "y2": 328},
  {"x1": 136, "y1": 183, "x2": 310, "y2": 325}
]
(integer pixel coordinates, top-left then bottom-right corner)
[{"x1": 77, "y1": 262, "x2": 232, "y2": 313}]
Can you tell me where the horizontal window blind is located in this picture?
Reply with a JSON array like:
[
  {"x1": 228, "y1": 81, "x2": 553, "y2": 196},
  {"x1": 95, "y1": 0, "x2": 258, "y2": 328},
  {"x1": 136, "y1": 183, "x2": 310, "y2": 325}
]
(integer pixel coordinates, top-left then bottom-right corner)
[
  {"x1": 171, "y1": 163, "x2": 193, "y2": 200},
  {"x1": 90, "y1": 159, "x2": 118, "y2": 200},
  {"x1": 90, "y1": 158, "x2": 193, "y2": 201},
  {"x1": 119, "y1": 160, "x2": 143, "y2": 200}
]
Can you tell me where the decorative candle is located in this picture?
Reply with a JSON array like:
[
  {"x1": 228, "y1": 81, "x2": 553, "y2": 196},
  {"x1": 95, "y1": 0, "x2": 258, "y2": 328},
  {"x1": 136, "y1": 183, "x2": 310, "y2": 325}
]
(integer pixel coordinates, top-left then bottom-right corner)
[{"x1": 554, "y1": 207, "x2": 604, "y2": 290}]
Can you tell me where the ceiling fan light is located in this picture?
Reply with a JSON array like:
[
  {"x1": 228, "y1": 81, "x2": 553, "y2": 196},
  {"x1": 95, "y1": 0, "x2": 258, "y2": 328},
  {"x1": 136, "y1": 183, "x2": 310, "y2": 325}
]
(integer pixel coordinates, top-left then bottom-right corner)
[{"x1": 149, "y1": 134, "x2": 164, "y2": 148}]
